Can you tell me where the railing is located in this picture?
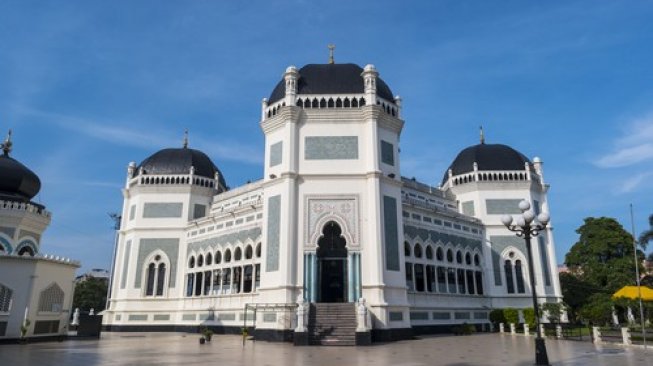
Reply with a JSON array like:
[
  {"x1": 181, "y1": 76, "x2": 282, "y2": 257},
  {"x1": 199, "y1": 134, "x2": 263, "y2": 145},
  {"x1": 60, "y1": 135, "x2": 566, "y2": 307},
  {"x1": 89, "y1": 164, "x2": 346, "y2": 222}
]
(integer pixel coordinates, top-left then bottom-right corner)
[
  {"x1": 128, "y1": 173, "x2": 218, "y2": 190},
  {"x1": 0, "y1": 199, "x2": 50, "y2": 217}
]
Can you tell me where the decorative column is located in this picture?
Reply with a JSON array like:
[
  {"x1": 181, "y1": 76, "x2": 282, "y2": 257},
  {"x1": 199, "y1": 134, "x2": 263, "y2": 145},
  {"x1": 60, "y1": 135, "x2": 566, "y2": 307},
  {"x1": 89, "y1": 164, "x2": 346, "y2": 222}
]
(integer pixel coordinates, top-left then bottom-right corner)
[{"x1": 348, "y1": 253, "x2": 355, "y2": 302}]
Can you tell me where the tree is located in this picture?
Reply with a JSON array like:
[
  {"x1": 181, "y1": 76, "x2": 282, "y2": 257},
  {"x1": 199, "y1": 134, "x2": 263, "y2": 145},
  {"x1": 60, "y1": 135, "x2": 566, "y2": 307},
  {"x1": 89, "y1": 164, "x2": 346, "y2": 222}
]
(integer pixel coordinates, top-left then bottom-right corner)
[
  {"x1": 565, "y1": 217, "x2": 643, "y2": 294},
  {"x1": 641, "y1": 214, "x2": 653, "y2": 250},
  {"x1": 73, "y1": 278, "x2": 108, "y2": 313},
  {"x1": 559, "y1": 272, "x2": 593, "y2": 323}
]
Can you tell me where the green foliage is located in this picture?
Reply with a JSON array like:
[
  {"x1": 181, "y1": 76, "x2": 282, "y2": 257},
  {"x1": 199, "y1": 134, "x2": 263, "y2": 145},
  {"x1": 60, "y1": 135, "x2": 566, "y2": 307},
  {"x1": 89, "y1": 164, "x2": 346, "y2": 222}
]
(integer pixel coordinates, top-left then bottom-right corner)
[
  {"x1": 452, "y1": 322, "x2": 476, "y2": 335},
  {"x1": 522, "y1": 308, "x2": 535, "y2": 328},
  {"x1": 489, "y1": 309, "x2": 506, "y2": 328},
  {"x1": 503, "y1": 308, "x2": 519, "y2": 324},
  {"x1": 20, "y1": 318, "x2": 30, "y2": 338},
  {"x1": 639, "y1": 214, "x2": 653, "y2": 250},
  {"x1": 73, "y1": 278, "x2": 108, "y2": 312},
  {"x1": 578, "y1": 293, "x2": 613, "y2": 325},
  {"x1": 565, "y1": 217, "x2": 642, "y2": 294},
  {"x1": 541, "y1": 302, "x2": 566, "y2": 323},
  {"x1": 559, "y1": 272, "x2": 594, "y2": 322}
]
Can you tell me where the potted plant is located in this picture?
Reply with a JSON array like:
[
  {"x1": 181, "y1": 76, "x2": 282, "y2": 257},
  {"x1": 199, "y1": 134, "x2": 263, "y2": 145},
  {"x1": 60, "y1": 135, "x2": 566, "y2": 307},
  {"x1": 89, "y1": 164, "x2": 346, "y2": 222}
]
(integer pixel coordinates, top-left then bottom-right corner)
[
  {"x1": 201, "y1": 327, "x2": 214, "y2": 342},
  {"x1": 19, "y1": 318, "x2": 31, "y2": 344}
]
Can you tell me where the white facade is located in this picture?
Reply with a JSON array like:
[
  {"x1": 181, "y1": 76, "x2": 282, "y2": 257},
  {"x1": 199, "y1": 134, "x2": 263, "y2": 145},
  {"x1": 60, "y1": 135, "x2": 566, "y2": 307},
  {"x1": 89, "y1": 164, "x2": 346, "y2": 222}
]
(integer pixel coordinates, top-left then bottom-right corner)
[
  {"x1": 103, "y1": 62, "x2": 562, "y2": 341},
  {"x1": 0, "y1": 135, "x2": 80, "y2": 340}
]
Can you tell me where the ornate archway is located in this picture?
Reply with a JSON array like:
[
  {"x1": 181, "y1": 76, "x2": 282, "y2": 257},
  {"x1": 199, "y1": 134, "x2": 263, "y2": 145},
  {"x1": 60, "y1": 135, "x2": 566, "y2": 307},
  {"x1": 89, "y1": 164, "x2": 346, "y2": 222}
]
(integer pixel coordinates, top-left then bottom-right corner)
[{"x1": 316, "y1": 221, "x2": 347, "y2": 303}]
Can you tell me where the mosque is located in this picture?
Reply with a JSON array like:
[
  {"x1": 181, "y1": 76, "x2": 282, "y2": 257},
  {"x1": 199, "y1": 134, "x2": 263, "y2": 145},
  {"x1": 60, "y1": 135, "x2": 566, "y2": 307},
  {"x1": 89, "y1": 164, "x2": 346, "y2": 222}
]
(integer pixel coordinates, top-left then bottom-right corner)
[
  {"x1": 0, "y1": 131, "x2": 79, "y2": 341},
  {"x1": 103, "y1": 56, "x2": 562, "y2": 345}
]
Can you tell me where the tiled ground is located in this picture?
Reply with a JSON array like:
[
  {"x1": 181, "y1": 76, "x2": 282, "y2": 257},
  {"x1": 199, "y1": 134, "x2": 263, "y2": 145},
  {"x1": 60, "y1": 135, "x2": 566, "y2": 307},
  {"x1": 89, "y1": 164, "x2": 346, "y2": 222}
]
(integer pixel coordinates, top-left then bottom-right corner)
[{"x1": 0, "y1": 332, "x2": 651, "y2": 365}]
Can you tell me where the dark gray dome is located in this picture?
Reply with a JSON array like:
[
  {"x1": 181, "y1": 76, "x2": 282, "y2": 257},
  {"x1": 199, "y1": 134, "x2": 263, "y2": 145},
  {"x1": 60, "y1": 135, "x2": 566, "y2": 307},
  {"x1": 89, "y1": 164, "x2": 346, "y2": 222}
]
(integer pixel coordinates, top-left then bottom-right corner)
[
  {"x1": 0, "y1": 154, "x2": 41, "y2": 202},
  {"x1": 136, "y1": 147, "x2": 227, "y2": 189},
  {"x1": 268, "y1": 63, "x2": 394, "y2": 104},
  {"x1": 442, "y1": 143, "x2": 530, "y2": 184}
]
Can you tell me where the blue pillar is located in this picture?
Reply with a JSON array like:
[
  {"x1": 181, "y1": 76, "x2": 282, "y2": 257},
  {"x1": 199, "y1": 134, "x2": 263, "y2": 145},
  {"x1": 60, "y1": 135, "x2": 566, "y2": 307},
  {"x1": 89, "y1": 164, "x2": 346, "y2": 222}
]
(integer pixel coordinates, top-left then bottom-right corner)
[
  {"x1": 348, "y1": 253, "x2": 355, "y2": 302},
  {"x1": 355, "y1": 253, "x2": 361, "y2": 301},
  {"x1": 310, "y1": 254, "x2": 317, "y2": 302}
]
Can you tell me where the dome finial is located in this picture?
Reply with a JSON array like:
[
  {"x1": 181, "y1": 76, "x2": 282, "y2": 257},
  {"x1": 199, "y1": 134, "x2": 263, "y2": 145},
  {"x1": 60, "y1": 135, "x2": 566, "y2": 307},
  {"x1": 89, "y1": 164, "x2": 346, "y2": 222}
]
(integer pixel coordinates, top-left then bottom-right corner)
[
  {"x1": 328, "y1": 44, "x2": 335, "y2": 64},
  {"x1": 183, "y1": 129, "x2": 189, "y2": 149},
  {"x1": 1, "y1": 129, "x2": 12, "y2": 156},
  {"x1": 479, "y1": 125, "x2": 485, "y2": 144}
]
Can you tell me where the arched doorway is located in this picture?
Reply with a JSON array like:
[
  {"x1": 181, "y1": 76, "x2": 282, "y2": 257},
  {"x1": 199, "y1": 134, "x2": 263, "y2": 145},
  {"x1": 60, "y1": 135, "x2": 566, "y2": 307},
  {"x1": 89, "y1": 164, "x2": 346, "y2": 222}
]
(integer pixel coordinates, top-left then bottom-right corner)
[{"x1": 317, "y1": 221, "x2": 348, "y2": 303}]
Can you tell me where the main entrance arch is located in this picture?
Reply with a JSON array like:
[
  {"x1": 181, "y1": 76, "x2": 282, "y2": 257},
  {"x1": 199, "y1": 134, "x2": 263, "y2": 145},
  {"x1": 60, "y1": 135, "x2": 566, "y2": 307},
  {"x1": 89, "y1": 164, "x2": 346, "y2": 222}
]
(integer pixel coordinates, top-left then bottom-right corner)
[{"x1": 316, "y1": 221, "x2": 348, "y2": 303}]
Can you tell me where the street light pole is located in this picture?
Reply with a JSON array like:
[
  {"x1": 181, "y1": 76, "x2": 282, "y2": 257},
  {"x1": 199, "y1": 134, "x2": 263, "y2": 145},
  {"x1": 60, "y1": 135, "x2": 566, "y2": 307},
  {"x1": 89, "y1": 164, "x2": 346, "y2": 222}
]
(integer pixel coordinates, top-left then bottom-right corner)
[{"x1": 501, "y1": 200, "x2": 550, "y2": 366}]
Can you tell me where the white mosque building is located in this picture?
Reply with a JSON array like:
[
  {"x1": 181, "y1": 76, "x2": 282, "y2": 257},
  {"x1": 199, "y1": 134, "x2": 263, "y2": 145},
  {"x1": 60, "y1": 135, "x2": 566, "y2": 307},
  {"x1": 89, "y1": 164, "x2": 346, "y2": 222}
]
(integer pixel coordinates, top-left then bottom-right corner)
[
  {"x1": 103, "y1": 59, "x2": 562, "y2": 345},
  {"x1": 0, "y1": 131, "x2": 80, "y2": 341}
]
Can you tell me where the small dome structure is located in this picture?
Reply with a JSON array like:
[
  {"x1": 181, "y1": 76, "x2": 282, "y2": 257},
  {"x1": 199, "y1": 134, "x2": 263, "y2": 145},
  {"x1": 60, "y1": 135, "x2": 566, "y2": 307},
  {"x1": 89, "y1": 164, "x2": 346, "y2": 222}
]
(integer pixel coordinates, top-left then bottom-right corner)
[
  {"x1": 0, "y1": 131, "x2": 41, "y2": 202},
  {"x1": 442, "y1": 143, "x2": 530, "y2": 185},
  {"x1": 268, "y1": 63, "x2": 394, "y2": 104},
  {"x1": 136, "y1": 147, "x2": 227, "y2": 190}
]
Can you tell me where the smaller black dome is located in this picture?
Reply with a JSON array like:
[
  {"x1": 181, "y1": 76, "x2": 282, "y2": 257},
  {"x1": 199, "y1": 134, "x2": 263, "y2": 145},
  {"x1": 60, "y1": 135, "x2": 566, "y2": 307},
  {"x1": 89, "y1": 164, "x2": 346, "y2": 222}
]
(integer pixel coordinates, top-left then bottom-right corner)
[
  {"x1": 136, "y1": 148, "x2": 227, "y2": 189},
  {"x1": 443, "y1": 143, "x2": 531, "y2": 184},
  {"x1": 268, "y1": 63, "x2": 394, "y2": 104},
  {"x1": 0, "y1": 154, "x2": 41, "y2": 202}
]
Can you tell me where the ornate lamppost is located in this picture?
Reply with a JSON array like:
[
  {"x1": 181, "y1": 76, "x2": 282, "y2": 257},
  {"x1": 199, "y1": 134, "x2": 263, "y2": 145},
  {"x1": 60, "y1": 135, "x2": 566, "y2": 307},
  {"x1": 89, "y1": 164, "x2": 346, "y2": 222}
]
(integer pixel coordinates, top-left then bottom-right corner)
[{"x1": 501, "y1": 200, "x2": 550, "y2": 366}]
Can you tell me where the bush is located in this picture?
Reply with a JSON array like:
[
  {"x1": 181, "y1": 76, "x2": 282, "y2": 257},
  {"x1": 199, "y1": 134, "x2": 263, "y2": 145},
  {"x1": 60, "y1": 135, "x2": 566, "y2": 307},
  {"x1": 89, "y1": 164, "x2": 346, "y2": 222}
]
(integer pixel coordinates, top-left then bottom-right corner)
[
  {"x1": 503, "y1": 308, "x2": 519, "y2": 325},
  {"x1": 522, "y1": 308, "x2": 535, "y2": 328},
  {"x1": 452, "y1": 322, "x2": 476, "y2": 336},
  {"x1": 489, "y1": 309, "x2": 506, "y2": 329}
]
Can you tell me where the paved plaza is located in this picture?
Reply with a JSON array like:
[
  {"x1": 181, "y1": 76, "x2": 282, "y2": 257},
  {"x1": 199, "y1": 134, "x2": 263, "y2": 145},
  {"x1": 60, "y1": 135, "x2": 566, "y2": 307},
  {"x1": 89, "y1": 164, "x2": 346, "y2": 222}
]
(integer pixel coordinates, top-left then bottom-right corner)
[{"x1": 0, "y1": 332, "x2": 651, "y2": 366}]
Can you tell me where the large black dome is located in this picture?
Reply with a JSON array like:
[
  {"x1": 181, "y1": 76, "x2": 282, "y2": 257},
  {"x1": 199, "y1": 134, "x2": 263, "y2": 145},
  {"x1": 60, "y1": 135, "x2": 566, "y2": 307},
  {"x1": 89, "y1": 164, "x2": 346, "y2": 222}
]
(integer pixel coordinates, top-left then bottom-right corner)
[
  {"x1": 268, "y1": 63, "x2": 394, "y2": 104},
  {"x1": 136, "y1": 147, "x2": 227, "y2": 189},
  {"x1": 0, "y1": 153, "x2": 41, "y2": 202},
  {"x1": 442, "y1": 143, "x2": 531, "y2": 184}
]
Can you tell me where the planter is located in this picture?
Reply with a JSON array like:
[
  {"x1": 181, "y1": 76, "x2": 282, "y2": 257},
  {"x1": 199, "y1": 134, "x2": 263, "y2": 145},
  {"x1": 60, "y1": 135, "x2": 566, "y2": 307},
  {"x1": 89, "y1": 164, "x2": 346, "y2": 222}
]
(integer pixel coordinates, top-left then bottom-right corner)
[{"x1": 199, "y1": 337, "x2": 206, "y2": 344}]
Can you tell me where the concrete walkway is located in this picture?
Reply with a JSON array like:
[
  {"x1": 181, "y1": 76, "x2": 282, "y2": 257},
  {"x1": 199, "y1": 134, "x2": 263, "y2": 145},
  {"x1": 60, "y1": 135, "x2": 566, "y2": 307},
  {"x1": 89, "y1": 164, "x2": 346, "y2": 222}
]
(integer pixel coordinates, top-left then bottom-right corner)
[{"x1": 0, "y1": 332, "x2": 651, "y2": 365}]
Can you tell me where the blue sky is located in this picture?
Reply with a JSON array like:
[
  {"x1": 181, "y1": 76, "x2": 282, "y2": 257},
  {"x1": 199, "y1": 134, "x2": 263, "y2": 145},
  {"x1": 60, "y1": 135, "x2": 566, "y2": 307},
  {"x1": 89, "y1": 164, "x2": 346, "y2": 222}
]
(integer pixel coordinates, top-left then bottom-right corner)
[{"x1": 1, "y1": 1, "x2": 652, "y2": 273}]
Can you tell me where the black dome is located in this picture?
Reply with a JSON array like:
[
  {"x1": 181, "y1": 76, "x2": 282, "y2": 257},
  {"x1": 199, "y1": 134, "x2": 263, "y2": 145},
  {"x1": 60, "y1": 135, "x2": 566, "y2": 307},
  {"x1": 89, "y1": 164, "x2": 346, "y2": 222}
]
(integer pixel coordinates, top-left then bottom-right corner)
[
  {"x1": 0, "y1": 154, "x2": 41, "y2": 202},
  {"x1": 442, "y1": 143, "x2": 531, "y2": 184},
  {"x1": 136, "y1": 148, "x2": 227, "y2": 189},
  {"x1": 268, "y1": 63, "x2": 394, "y2": 104}
]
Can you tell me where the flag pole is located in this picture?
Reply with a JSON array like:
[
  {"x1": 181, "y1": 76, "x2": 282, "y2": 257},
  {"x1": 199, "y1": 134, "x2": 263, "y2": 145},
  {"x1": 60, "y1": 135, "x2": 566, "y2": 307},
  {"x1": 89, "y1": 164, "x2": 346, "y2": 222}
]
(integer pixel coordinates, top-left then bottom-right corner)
[{"x1": 630, "y1": 203, "x2": 647, "y2": 349}]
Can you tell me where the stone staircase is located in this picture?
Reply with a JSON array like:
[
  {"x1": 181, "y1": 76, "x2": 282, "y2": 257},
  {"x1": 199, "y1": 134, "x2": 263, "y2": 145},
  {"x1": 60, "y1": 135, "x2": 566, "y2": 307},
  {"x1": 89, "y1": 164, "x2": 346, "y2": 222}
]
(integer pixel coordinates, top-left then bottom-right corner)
[{"x1": 308, "y1": 303, "x2": 357, "y2": 346}]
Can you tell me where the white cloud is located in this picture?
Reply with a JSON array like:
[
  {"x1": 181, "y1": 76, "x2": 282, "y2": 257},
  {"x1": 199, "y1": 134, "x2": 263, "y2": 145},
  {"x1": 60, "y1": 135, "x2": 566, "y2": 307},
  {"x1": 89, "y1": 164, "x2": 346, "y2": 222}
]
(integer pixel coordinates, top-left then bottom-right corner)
[
  {"x1": 18, "y1": 107, "x2": 262, "y2": 165},
  {"x1": 596, "y1": 113, "x2": 653, "y2": 168},
  {"x1": 619, "y1": 172, "x2": 653, "y2": 194}
]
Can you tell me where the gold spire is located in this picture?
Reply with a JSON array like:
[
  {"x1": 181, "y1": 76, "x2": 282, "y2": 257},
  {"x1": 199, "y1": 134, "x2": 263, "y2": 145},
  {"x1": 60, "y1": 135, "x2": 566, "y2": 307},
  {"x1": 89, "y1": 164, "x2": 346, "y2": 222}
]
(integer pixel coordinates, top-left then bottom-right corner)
[
  {"x1": 328, "y1": 44, "x2": 335, "y2": 64},
  {"x1": 479, "y1": 125, "x2": 485, "y2": 144},
  {"x1": 183, "y1": 129, "x2": 189, "y2": 148},
  {"x1": 1, "y1": 129, "x2": 12, "y2": 156}
]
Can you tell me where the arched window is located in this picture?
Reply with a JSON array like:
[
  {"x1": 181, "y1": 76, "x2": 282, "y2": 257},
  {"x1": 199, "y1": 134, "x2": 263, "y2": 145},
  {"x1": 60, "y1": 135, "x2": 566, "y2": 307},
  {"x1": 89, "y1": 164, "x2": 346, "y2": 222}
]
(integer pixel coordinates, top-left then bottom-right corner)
[
  {"x1": 197, "y1": 254, "x2": 204, "y2": 267},
  {"x1": 224, "y1": 249, "x2": 232, "y2": 263},
  {"x1": 18, "y1": 246, "x2": 35, "y2": 256},
  {"x1": 456, "y1": 250, "x2": 462, "y2": 264},
  {"x1": 146, "y1": 263, "x2": 156, "y2": 296},
  {"x1": 414, "y1": 244, "x2": 423, "y2": 258},
  {"x1": 206, "y1": 253, "x2": 213, "y2": 266},
  {"x1": 436, "y1": 247, "x2": 444, "y2": 261},
  {"x1": 515, "y1": 260, "x2": 526, "y2": 293},
  {"x1": 188, "y1": 256, "x2": 195, "y2": 268},
  {"x1": 504, "y1": 260, "x2": 515, "y2": 294},
  {"x1": 446, "y1": 249, "x2": 453, "y2": 262},
  {"x1": 145, "y1": 254, "x2": 167, "y2": 297},
  {"x1": 38, "y1": 283, "x2": 64, "y2": 312},
  {"x1": 465, "y1": 253, "x2": 472, "y2": 265},
  {"x1": 474, "y1": 254, "x2": 480, "y2": 266},
  {"x1": 245, "y1": 245, "x2": 253, "y2": 259},
  {"x1": 404, "y1": 242, "x2": 411, "y2": 257},
  {"x1": 215, "y1": 251, "x2": 222, "y2": 264},
  {"x1": 234, "y1": 247, "x2": 242, "y2": 261},
  {"x1": 256, "y1": 243, "x2": 262, "y2": 258},
  {"x1": 425, "y1": 246, "x2": 433, "y2": 260},
  {"x1": 156, "y1": 263, "x2": 166, "y2": 296},
  {"x1": 0, "y1": 283, "x2": 13, "y2": 312}
]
